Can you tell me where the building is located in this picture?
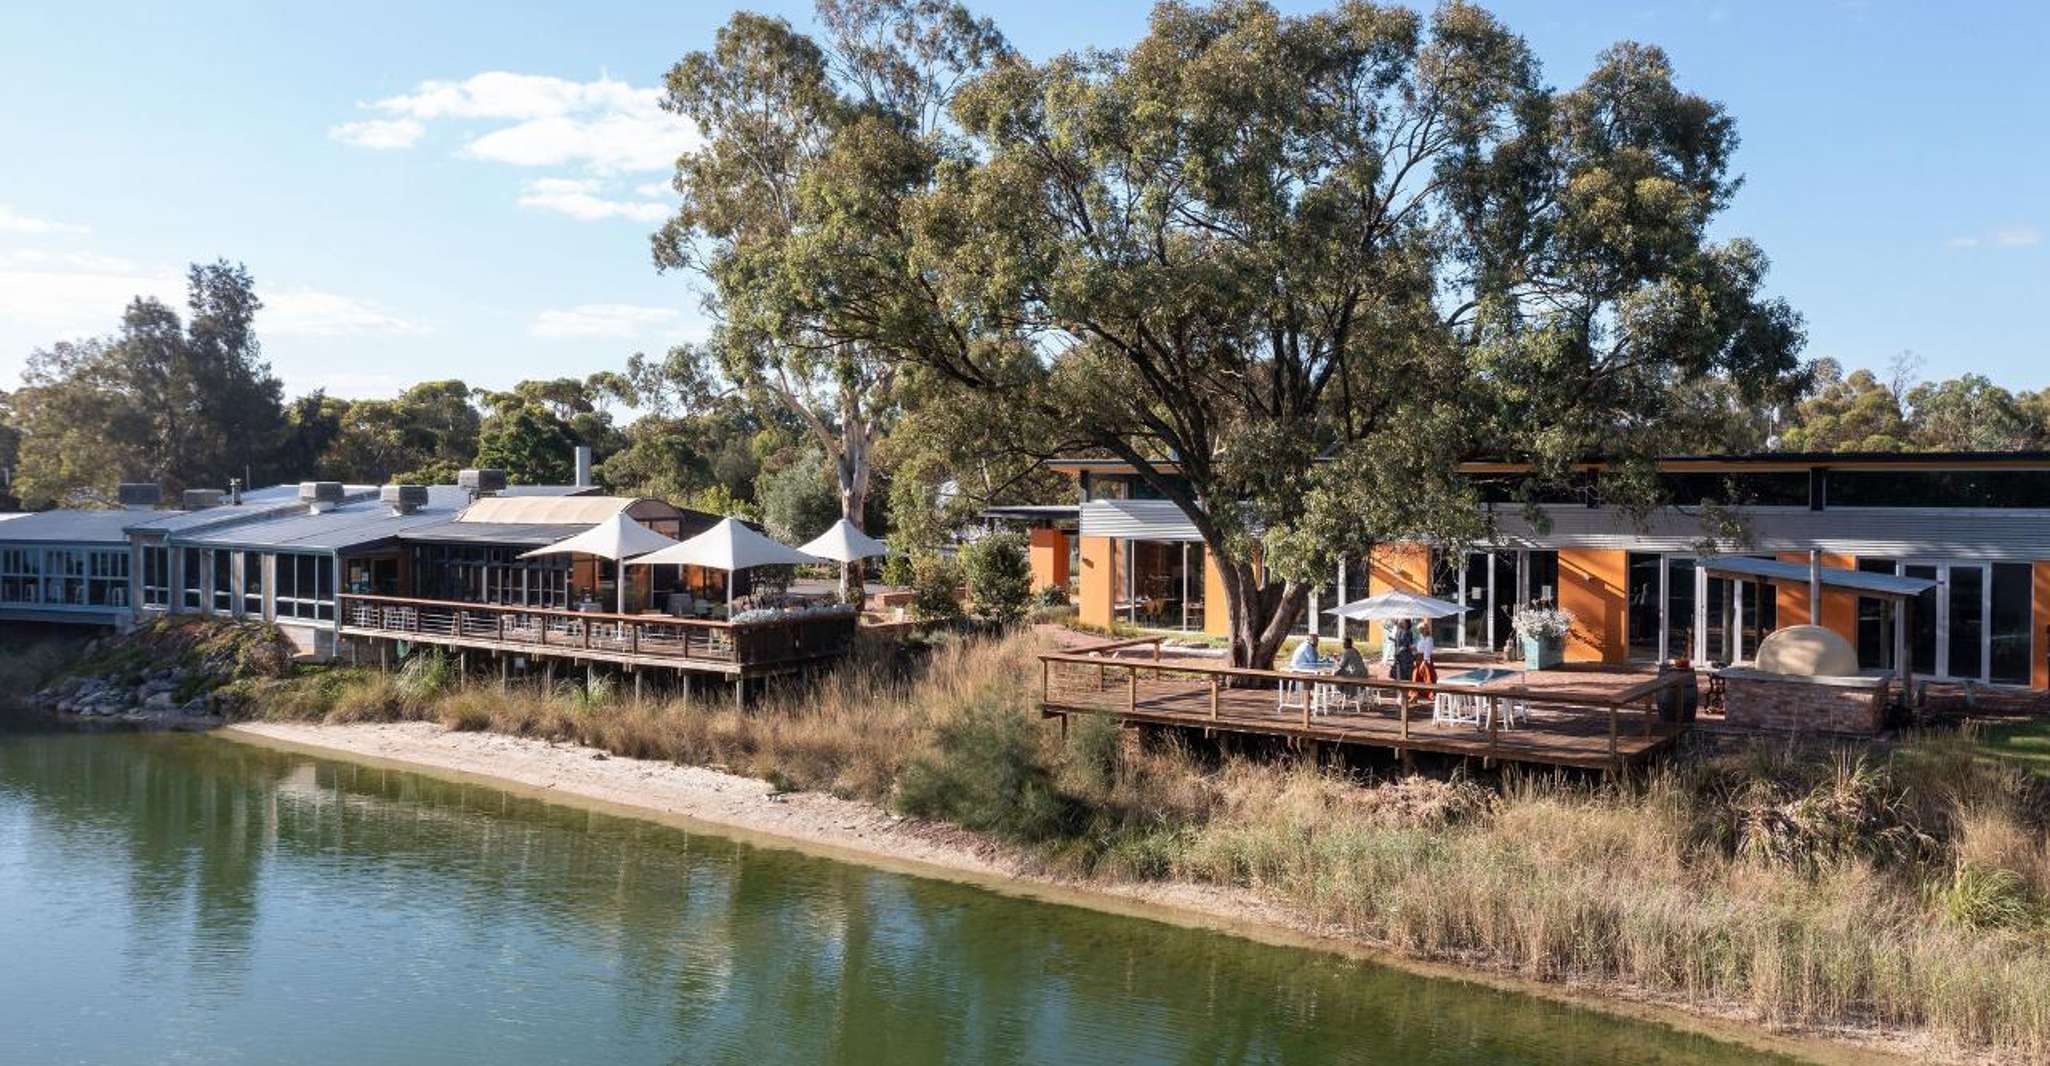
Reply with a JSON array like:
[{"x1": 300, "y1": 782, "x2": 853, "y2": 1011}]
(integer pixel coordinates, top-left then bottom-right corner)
[
  {"x1": 0, "y1": 508, "x2": 159, "y2": 626},
  {"x1": 1054, "y1": 452, "x2": 2050, "y2": 691},
  {"x1": 978, "y1": 504, "x2": 1079, "y2": 600}
]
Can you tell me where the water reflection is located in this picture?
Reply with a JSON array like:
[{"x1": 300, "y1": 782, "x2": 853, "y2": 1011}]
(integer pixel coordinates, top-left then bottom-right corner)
[{"x1": 0, "y1": 731, "x2": 1790, "y2": 1065}]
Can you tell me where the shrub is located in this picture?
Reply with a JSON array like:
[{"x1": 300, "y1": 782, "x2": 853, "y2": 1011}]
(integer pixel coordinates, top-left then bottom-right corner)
[
  {"x1": 909, "y1": 553, "x2": 965, "y2": 621},
  {"x1": 962, "y1": 532, "x2": 1032, "y2": 625},
  {"x1": 896, "y1": 694, "x2": 1077, "y2": 842},
  {"x1": 1033, "y1": 584, "x2": 1070, "y2": 607},
  {"x1": 879, "y1": 551, "x2": 914, "y2": 588}
]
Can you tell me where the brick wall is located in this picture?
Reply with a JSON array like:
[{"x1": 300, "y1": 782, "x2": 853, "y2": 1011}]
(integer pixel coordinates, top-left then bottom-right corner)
[{"x1": 1723, "y1": 672, "x2": 1889, "y2": 736}]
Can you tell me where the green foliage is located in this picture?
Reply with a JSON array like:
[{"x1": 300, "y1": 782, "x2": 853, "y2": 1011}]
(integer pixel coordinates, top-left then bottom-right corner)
[
  {"x1": 878, "y1": 551, "x2": 914, "y2": 587},
  {"x1": 757, "y1": 448, "x2": 841, "y2": 544},
  {"x1": 908, "y1": 553, "x2": 964, "y2": 620},
  {"x1": 394, "y1": 649, "x2": 459, "y2": 704},
  {"x1": 1033, "y1": 584, "x2": 1069, "y2": 608},
  {"x1": 9, "y1": 261, "x2": 286, "y2": 506},
  {"x1": 962, "y1": 532, "x2": 1032, "y2": 624},
  {"x1": 475, "y1": 402, "x2": 579, "y2": 485},
  {"x1": 895, "y1": 695, "x2": 1078, "y2": 843},
  {"x1": 1934, "y1": 863, "x2": 2040, "y2": 931}
]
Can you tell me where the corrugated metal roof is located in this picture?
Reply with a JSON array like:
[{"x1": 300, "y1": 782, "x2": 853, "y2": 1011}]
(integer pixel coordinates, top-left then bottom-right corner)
[
  {"x1": 1698, "y1": 555, "x2": 1936, "y2": 598},
  {"x1": 455, "y1": 495, "x2": 639, "y2": 524},
  {"x1": 397, "y1": 521, "x2": 597, "y2": 546},
  {"x1": 498, "y1": 485, "x2": 605, "y2": 497},
  {"x1": 0, "y1": 508, "x2": 185, "y2": 545},
  {"x1": 127, "y1": 484, "x2": 379, "y2": 534},
  {"x1": 177, "y1": 487, "x2": 472, "y2": 551}
]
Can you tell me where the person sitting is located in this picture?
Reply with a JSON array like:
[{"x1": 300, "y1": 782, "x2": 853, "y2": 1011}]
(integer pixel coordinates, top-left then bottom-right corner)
[
  {"x1": 1333, "y1": 636, "x2": 1369, "y2": 678},
  {"x1": 1289, "y1": 633, "x2": 1327, "y2": 671}
]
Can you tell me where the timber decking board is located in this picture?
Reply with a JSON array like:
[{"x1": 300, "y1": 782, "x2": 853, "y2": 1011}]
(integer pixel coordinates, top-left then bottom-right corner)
[{"x1": 1040, "y1": 670, "x2": 1682, "y2": 770}]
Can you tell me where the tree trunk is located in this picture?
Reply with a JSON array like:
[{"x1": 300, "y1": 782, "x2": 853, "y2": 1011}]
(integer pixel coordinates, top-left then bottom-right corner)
[{"x1": 1214, "y1": 554, "x2": 1307, "y2": 672}]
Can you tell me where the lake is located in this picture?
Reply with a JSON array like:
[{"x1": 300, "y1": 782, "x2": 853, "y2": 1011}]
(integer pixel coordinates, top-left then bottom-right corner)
[{"x1": 0, "y1": 728, "x2": 1796, "y2": 1065}]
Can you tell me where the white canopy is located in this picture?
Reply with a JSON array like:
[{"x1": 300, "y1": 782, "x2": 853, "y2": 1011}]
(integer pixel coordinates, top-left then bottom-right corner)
[
  {"x1": 516, "y1": 513, "x2": 681, "y2": 614},
  {"x1": 628, "y1": 517, "x2": 821, "y2": 571},
  {"x1": 797, "y1": 518, "x2": 888, "y2": 563},
  {"x1": 1324, "y1": 589, "x2": 1468, "y2": 621},
  {"x1": 516, "y1": 512, "x2": 679, "y2": 561}
]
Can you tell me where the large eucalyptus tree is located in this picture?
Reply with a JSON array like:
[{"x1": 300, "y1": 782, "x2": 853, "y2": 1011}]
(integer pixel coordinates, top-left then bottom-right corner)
[{"x1": 900, "y1": 0, "x2": 1804, "y2": 667}]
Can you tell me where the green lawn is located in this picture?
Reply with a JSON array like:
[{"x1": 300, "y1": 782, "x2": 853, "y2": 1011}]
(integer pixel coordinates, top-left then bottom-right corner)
[{"x1": 1974, "y1": 718, "x2": 2050, "y2": 777}]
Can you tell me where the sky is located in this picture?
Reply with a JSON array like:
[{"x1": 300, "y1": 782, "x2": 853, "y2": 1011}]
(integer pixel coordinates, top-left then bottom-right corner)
[{"x1": 2, "y1": 1, "x2": 2046, "y2": 401}]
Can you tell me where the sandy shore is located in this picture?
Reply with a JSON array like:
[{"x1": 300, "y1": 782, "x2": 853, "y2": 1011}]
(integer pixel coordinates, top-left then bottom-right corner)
[{"x1": 225, "y1": 720, "x2": 1921, "y2": 1066}]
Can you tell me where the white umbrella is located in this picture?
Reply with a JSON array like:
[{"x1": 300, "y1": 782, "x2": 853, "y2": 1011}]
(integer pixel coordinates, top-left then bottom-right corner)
[
  {"x1": 1324, "y1": 589, "x2": 1468, "y2": 621},
  {"x1": 518, "y1": 512, "x2": 680, "y2": 614},
  {"x1": 796, "y1": 517, "x2": 888, "y2": 562},
  {"x1": 626, "y1": 518, "x2": 823, "y2": 610}
]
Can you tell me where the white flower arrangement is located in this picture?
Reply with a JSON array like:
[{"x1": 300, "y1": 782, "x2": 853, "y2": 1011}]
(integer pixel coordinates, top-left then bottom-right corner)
[
  {"x1": 1510, "y1": 604, "x2": 1574, "y2": 642},
  {"x1": 730, "y1": 602, "x2": 860, "y2": 625}
]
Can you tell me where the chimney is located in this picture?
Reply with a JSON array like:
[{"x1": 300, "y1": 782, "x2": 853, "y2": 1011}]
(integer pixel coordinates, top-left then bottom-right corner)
[
  {"x1": 182, "y1": 488, "x2": 225, "y2": 510},
  {"x1": 117, "y1": 482, "x2": 162, "y2": 510},
  {"x1": 574, "y1": 445, "x2": 593, "y2": 488},
  {"x1": 299, "y1": 481, "x2": 345, "y2": 514},
  {"x1": 380, "y1": 484, "x2": 429, "y2": 515},
  {"x1": 457, "y1": 468, "x2": 507, "y2": 501},
  {"x1": 228, "y1": 477, "x2": 243, "y2": 506}
]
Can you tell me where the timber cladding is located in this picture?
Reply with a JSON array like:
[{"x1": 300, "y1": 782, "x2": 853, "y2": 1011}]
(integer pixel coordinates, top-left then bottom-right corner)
[
  {"x1": 1078, "y1": 535, "x2": 1116, "y2": 628},
  {"x1": 1557, "y1": 549, "x2": 1627, "y2": 663},
  {"x1": 2036, "y1": 562, "x2": 2050, "y2": 691},
  {"x1": 1366, "y1": 544, "x2": 1432, "y2": 646}
]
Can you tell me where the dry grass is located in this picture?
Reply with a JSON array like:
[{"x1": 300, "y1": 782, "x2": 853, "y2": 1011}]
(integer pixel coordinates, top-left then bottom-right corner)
[{"x1": 237, "y1": 631, "x2": 2050, "y2": 1059}]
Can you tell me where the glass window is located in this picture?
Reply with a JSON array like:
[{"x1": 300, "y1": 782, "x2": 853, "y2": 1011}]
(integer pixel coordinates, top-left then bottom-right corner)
[
  {"x1": 1990, "y1": 563, "x2": 2034, "y2": 685},
  {"x1": 1904, "y1": 563, "x2": 1939, "y2": 676},
  {"x1": 243, "y1": 552, "x2": 265, "y2": 616},
  {"x1": 1856, "y1": 558, "x2": 1896, "y2": 671},
  {"x1": 1662, "y1": 471, "x2": 1810, "y2": 507},
  {"x1": 1826, "y1": 469, "x2": 2050, "y2": 509},
  {"x1": 1626, "y1": 553, "x2": 1661, "y2": 660},
  {"x1": 1428, "y1": 550, "x2": 1460, "y2": 648},
  {"x1": 1666, "y1": 557, "x2": 1697, "y2": 662},
  {"x1": 1525, "y1": 551, "x2": 1559, "y2": 607},
  {"x1": 1949, "y1": 566, "x2": 1985, "y2": 682},
  {"x1": 182, "y1": 548, "x2": 204, "y2": 609},
  {"x1": 141, "y1": 545, "x2": 170, "y2": 607}
]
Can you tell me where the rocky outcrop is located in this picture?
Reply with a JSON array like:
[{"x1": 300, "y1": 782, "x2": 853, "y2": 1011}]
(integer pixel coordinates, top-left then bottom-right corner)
[
  {"x1": 40, "y1": 668, "x2": 221, "y2": 722},
  {"x1": 31, "y1": 618, "x2": 295, "y2": 725}
]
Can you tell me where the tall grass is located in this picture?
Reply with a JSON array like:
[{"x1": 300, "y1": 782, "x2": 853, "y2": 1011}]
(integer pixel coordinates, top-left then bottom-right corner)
[{"x1": 232, "y1": 632, "x2": 2050, "y2": 1059}]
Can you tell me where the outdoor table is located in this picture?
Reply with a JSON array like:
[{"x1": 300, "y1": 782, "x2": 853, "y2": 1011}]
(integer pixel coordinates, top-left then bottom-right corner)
[
  {"x1": 1435, "y1": 667, "x2": 1523, "y2": 728},
  {"x1": 1279, "y1": 660, "x2": 1337, "y2": 715}
]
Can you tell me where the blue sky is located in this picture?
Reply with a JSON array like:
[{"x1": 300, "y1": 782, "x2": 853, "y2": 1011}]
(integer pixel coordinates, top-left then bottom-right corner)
[{"x1": 2, "y1": 1, "x2": 2046, "y2": 400}]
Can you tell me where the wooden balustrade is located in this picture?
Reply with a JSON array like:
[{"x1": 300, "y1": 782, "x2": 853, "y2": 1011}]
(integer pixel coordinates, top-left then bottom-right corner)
[{"x1": 338, "y1": 593, "x2": 856, "y2": 673}]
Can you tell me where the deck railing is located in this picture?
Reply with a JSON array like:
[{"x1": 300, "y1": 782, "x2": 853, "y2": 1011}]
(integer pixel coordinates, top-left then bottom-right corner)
[
  {"x1": 1040, "y1": 640, "x2": 1688, "y2": 767},
  {"x1": 339, "y1": 593, "x2": 857, "y2": 670}
]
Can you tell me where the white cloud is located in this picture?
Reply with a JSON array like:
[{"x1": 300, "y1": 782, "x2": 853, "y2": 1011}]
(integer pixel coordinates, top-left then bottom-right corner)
[
  {"x1": 1949, "y1": 224, "x2": 2042, "y2": 249},
  {"x1": 635, "y1": 180, "x2": 674, "y2": 199},
  {"x1": 340, "y1": 71, "x2": 699, "y2": 174},
  {"x1": 530, "y1": 303, "x2": 678, "y2": 339},
  {"x1": 516, "y1": 178, "x2": 669, "y2": 223},
  {"x1": 0, "y1": 204, "x2": 88, "y2": 235},
  {"x1": 328, "y1": 117, "x2": 425, "y2": 150},
  {"x1": 264, "y1": 288, "x2": 428, "y2": 337}
]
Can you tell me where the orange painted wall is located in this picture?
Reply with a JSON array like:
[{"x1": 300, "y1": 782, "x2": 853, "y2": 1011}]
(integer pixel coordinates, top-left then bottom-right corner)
[
  {"x1": 1078, "y1": 535, "x2": 1115, "y2": 628},
  {"x1": 1204, "y1": 548, "x2": 1231, "y2": 638},
  {"x1": 1027, "y1": 528, "x2": 1070, "y2": 593},
  {"x1": 1366, "y1": 543, "x2": 1431, "y2": 645},
  {"x1": 1772, "y1": 551, "x2": 1857, "y2": 645},
  {"x1": 1557, "y1": 549, "x2": 1627, "y2": 663},
  {"x1": 2034, "y1": 561, "x2": 2050, "y2": 691}
]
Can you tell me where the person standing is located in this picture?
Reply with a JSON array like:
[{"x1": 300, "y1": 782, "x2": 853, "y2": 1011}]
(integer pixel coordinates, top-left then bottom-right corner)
[
  {"x1": 1414, "y1": 623, "x2": 1438, "y2": 686},
  {"x1": 1392, "y1": 619, "x2": 1417, "y2": 682}
]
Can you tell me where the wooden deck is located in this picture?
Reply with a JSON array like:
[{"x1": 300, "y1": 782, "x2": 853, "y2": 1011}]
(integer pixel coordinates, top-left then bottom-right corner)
[
  {"x1": 338, "y1": 593, "x2": 857, "y2": 680},
  {"x1": 1039, "y1": 641, "x2": 1688, "y2": 772}
]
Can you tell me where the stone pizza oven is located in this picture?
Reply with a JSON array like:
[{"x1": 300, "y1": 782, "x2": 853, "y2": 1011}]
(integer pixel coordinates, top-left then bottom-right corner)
[{"x1": 1721, "y1": 625, "x2": 1891, "y2": 736}]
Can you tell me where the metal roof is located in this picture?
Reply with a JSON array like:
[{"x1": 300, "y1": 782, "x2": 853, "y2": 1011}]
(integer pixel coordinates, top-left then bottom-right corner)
[
  {"x1": 0, "y1": 508, "x2": 186, "y2": 545},
  {"x1": 455, "y1": 495, "x2": 643, "y2": 525},
  {"x1": 126, "y1": 484, "x2": 379, "y2": 535},
  {"x1": 397, "y1": 521, "x2": 598, "y2": 547},
  {"x1": 498, "y1": 485, "x2": 605, "y2": 497},
  {"x1": 176, "y1": 487, "x2": 472, "y2": 552},
  {"x1": 1696, "y1": 555, "x2": 1937, "y2": 599}
]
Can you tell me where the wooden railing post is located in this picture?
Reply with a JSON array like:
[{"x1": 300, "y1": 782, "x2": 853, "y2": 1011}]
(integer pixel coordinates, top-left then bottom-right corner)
[
  {"x1": 1209, "y1": 675, "x2": 1220, "y2": 720},
  {"x1": 1126, "y1": 665, "x2": 1137, "y2": 716},
  {"x1": 1488, "y1": 696, "x2": 1499, "y2": 758},
  {"x1": 1041, "y1": 658, "x2": 1050, "y2": 704},
  {"x1": 1400, "y1": 692, "x2": 1410, "y2": 740},
  {"x1": 1608, "y1": 702, "x2": 1619, "y2": 761}
]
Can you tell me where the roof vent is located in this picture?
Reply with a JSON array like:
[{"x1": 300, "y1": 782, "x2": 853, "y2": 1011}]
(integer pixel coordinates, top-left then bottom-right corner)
[
  {"x1": 181, "y1": 488, "x2": 225, "y2": 510},
  {"x1": 458, "y1": 468, "x2": 507, "y2": 500},
  {"x1": 299, "y1": 480, "x2": 346, "y2": 514},
  {"x1": 117, "y1": 482, "x2": 162, "y2": 509},
  {"x1": 381, "y1": 484, "x2": 430, "y2": 515}
]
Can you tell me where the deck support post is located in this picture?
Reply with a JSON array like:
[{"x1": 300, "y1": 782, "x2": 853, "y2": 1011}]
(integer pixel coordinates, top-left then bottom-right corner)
[
  {"x1": 1059, "y1": 712, "x2": 1069, "y2": 741},
  {"x1": 378, "y1": 640, "x2": 389, "y2": 675},
  {"x1": 1209, "y1": 676, "x2": 1220, "y2": 720},
  {"x1": 499, "y1": 654, "x2": 508, "y2": 691},
  {"x1": 1488, "y1": 696, "x2": 1499, "y2": 759},
  {"x1": 1127, "y1": 666, "x2": 1137, "y2": 717},
  {"x1": 634, "y1": 669, "x2": 643, "y2": 703},
  {"x1": 543, "y1": 659, "x2": 555, "y2": 690},
  {"x1": 1608, "y1": 703, "x2": 1619, "y2": 762},
  {"x1": 733, "y1": 678, "x2": 745, "y2": 711},
  {"x1": 1399, "y1": 693, "x2": 1410, "y2": 740}
]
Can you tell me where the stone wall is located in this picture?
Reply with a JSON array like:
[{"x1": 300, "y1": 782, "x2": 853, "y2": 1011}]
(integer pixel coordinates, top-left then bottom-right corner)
[{"x1": 1722, "y1": 669, "x2": 1890, "y2": 736}]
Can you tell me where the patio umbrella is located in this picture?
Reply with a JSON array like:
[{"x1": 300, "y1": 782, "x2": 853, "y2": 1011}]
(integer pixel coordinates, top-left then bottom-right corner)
[
  {"x1": 517, "y1": 512, "x2": 680, "y2": 614},
  {"x1": 626, "y1": 517, "x2": 823, "y2": 610},
  {"x1": 1323, "y1": 589, "x2": 1468, "y2": 621},
  {"x1": 798, "y1": 517, "x2": 889, "y2": 601}
]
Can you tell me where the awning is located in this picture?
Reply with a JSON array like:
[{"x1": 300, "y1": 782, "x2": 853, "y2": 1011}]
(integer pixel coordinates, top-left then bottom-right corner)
[
  {"x1": 1696, "y1": 555, "x2": 1936, "y2": 600},
  {"x1": 517, "y1": 512, "x2": 679, "y2": 561},
  {"x1": 797, "y1": 518, "x2": 888, "y2": 563},
  {"x1": 1324, "y1": 590, "x2": 1468, "y2": 620}
]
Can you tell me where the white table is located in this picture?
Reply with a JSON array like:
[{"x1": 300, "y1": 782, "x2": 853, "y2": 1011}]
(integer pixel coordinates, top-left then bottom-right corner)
[
  {"x1": 1279, "y1": 662, "x2": 1338, "y2": 716},
  {"x1": 1433, "y1": 668, "x2": 1525, "y2": 728}
]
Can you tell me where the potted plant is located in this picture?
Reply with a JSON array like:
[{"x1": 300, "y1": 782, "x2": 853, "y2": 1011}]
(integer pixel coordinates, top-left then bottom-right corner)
[{"x1": 1511, "y1": 604, "x2": 1574, "y2": 669}]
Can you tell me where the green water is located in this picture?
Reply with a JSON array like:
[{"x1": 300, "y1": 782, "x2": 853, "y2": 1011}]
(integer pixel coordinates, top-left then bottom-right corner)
[{"x1": 0, "y1": 729, "x2": 1795, "y2": 1065}]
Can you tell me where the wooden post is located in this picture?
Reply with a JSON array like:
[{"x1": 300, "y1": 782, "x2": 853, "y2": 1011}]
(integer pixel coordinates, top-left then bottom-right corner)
[
  {"x1": 1399, "y1": 692, "x2": 1410, "y2": 740},
  {"x1": 1041, "y1": 658, "x2": 1049, "y2": 705},
  {"x1": 378, "y1": 639, "x2": 389, "y2": 674},
  {"x1": 1608, "y1": 702, "x2": 1619, "y2": 761},
  {"x1": 1209, "y1": 676, "x2": 1220, "y2": 720},
  {"x1": 497, "y1": 612, "x2": 506, "y2": 645},
  {"x1": 634, "y1": 670, "x2": 644, "y2": 702},
  {"x1": 733, "y1": 678, "x2": 745, "y2": 711},
  {"x1": 1643, "y1": 693, "x2": 1654, "y2": 737},
  {"x1": 1488, "y1": 695, "x2": 1499, "y2": 758},
  {"x1": 499, "y1": 654, "x2": 508, "y2": 691},
  {"x1": 543, "y1": 659, "x2": 555, "y2": 689},
  {"x1": 1127, "y1": 666, "x2": 1137, "y2": 716}
]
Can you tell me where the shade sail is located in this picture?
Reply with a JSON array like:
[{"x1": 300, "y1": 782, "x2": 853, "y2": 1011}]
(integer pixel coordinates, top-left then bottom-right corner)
[
  {"x1": 1324, "y1": 590, "x2": 1468, "y2": 621},
  {"x1": 627, "y1": 517, "x2": 821, "y2": 571},
  {"x1": 516, "y1": 512, "x2": 679, "y2": 561},
  {"x1": 797, "y1": 518, "x2": 888, "y2": 563}
]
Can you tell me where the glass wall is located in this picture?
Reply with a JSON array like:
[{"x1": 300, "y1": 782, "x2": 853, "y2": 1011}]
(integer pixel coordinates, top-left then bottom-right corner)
[
  {"x1": 211, "y1": 549, "x2": 233, "y2": 613},
  {"x1": 1990, "y1": 563, "x2": 2034, "y2": 685},
  {"x1": 1525, "y1": 551, "x2": 1559, "y2": 606},
  {"x1": 1666, "y1": 557, "x2": 1697, "y2": 662},
  {"x1": 411, "y1": 545, "x2": 573, "y2": 608},
  {"x1": 140, "y1": 545, "x2": 170, "y2": 607},
  {"x1": 182, "y1": 548, "x2": 204, "y2": 609},
  {"x1": 274, "y1": 554, "x2": 336, "y2": 622},
  {"x1": 0, "y1": 546, "x2": 128, "y2": 610},
  {"x1": 242, "y1": 552, "x2": 265, "y2": 617},
  {"x1": 1625, "y1": 553, "x2": 1661, "y2": 660},
  {"x1": 1856, "y1": 558, "x2": 1897, "y2": 671},
  {"x1": 1948, "y1": 565, "x2": 1985, "y2": 682}
]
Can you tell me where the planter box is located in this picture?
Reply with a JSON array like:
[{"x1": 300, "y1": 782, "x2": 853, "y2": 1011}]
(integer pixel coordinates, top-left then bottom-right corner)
[{"x1": 1521, "y1": 635, "x2": 1564, "y2": 669}]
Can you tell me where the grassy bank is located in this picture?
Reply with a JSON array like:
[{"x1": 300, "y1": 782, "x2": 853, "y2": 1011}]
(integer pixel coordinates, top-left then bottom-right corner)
[{"x1": 72, "y1": 625, "x2": 2050, "y2": 1059}]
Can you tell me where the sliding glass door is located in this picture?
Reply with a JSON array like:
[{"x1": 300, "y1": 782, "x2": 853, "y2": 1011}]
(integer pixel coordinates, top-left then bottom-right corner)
[{"x1": 1861, "y1": 558, "x2": 1995, "y2": 682}]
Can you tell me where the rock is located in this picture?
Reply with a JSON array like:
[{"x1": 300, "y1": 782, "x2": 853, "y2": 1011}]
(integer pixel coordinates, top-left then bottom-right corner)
[
  {"x1": 591, "y1": 751, "x2": 609, "y2": 761},
  {"x1": 145, "y1": 692, "x2": 175, "y2": 709}
]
